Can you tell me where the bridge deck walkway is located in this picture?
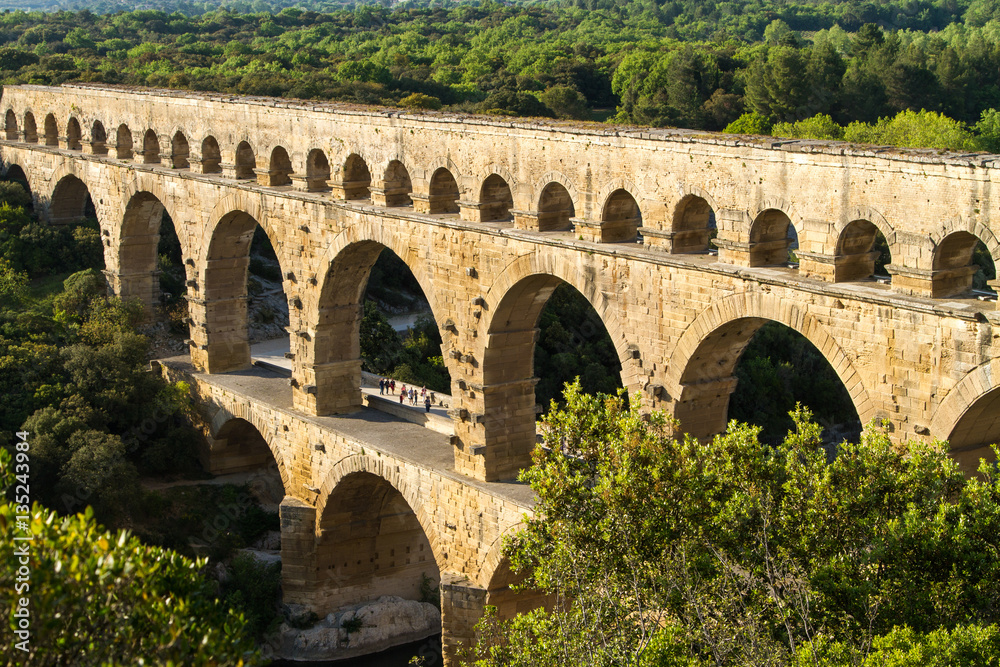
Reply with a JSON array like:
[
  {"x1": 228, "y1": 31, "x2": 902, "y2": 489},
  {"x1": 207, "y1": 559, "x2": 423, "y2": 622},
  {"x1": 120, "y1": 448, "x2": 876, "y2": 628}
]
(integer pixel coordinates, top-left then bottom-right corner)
[{"x1": 156, "y1": 356, "x2": 536, "y2": 509}]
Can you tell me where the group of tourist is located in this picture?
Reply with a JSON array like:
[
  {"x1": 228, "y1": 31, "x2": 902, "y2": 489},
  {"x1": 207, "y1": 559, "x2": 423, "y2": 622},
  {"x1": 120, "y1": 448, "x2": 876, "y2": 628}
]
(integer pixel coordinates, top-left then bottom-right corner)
[{"x1": 377, "y1": 378, "x2": 434, "y2": 413}]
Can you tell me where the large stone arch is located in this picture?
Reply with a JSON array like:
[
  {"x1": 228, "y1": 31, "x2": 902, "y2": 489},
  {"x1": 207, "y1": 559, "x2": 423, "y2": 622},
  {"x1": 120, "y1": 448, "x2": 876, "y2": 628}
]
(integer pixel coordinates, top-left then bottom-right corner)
[
  {"x1": 314, "y1": 453, "x2": 444, "y2": 568},
  {"x1": 929, "y1": 358, "x2": 1000, "y2": 472},
  {"x1": 192, "y1": 198, "x2": 289, "y2": 374},
  {"x1": 1, "y1": 156, "x2": 37, "y2": 201},
  {"x1": 301, "y1": 219, "x2": 449, "y2": 415},
  {"x1": 473, "y1": 252, "x2": 638, "y2": 481},
  {"x1": 311, "y1": 454, "x2": 444, "y2": 611},
  {"x1": 667, "y1": 291, "x2": 875, "y2": 440},
  {"x1": 46, "y1": 163, "x2": 104, "y2": 224},
  {"x1": 207, "y1": 407, "x2": 291, "y2": 491}
]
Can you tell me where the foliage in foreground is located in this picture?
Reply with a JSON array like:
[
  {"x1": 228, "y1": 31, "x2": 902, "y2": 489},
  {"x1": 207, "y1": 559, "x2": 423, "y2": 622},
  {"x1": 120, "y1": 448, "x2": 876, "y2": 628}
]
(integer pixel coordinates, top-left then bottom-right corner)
[
  {"x1": 472, "y1": 382, "x2": 1000, "y2": 666},
  {"x1": 0, "y1": 448, "x2": 262, "y2": 666}
]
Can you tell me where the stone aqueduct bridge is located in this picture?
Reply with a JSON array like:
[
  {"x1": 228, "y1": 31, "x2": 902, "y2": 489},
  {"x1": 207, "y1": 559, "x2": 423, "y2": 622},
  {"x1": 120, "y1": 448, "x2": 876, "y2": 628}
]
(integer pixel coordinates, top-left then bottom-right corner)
[{"x1": 6, "y1": 82, "x2": 1000, "y2": 658}]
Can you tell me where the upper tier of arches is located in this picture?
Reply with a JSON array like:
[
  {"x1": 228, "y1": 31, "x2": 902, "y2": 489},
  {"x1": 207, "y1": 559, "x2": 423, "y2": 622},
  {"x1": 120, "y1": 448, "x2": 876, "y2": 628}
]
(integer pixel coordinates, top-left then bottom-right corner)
[{"x1": 4, "y1": 96, "x2": 999, "y2": 303}]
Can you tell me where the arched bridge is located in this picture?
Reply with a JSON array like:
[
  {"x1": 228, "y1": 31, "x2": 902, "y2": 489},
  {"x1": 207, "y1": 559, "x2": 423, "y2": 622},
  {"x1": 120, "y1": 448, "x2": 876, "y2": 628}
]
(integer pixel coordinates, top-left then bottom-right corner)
[{"x1": 5, "y1": 83, "x2": 1000, "y2": 662}]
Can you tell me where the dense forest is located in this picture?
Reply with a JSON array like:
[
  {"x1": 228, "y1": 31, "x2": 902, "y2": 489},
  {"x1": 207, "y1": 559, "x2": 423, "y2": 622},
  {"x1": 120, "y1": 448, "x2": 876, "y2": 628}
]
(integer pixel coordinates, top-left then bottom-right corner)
[{"x1": 3, "y1": 0, "x2": 1000, "y2": 150}]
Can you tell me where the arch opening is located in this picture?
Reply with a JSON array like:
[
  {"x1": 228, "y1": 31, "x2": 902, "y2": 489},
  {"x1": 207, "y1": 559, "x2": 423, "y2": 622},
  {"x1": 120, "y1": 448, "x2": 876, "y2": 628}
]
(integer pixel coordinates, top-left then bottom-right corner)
[
  {"x1": 485, "y1": 556, "x2": 553, "y2": 622},
  {"x1": 49, "y1": 174, "x2": 95, "y2": 226},
  {"x1": 142, "y1": 129, "x2": 160, "y2": 164},
  {"x1": 306, "y1": 149, "x2": 330, "y2": 192},
  {"x1": 479, "y1": 174, "x2": 513, "y2": 223},
  {"x1": 676, "y1": 319, "x2": 860, "y2": 445},
  {"x1": 537, "y1": 182, "x2": 574, "y2": 232},
  {"x1": 235, "y1": 141, "x2": 256, "y2": 179},
  {"x1": 208, "y1": 418, "x2": 284, "y2": 486},
  {"x1": 23, "y1": 112, "x2": 37, "y2": 143},
  {"x1": 5, "y1": 110, "x2": 18, "y2": 140},
  {"x1": 312, "y1": 242, "x2": 449, "y2": 414},
  {"x1": 116, "y1": 124, "x2": 133, "y2": 160},
  {"x1": 931, "y1": 231, "x2": 996, "y2": 298},
  {"x1": 484, "y1": 275, "x2": 623, "y2": 479},
  {"x1": 66, "y1": 117, "x2": 82, "y2": 151},
  {"x1": 601, "y1": 189, "x2": 641, "y2": 243},
  {"x1": 835, "y1": 220, "x2": 891, "y2": 282},
  {"x1": 382, "y1": 160, "x2": 412, "y2": 207},
  {"x1": 749, "y1": 209, "x2": 796, "y2": 267},
  {"x1": 201, "y1": 211, "x2": 288, "y2": 374},
  {"x1": 672, "y1": 194, "x2": 717, "y2": 253},
  {"x1": 4, "y1": 165, "x2": 32, "y2": 209},
  {"x1": 315, "y1": 471, "x2": 441, "y2": 615},
  {"x1": 118, "y1": 191, "x2": 178, "y2": 316},
  {"x1": 341, "y1": 154, "x2": 372, "y2": 200},
  {"x1": 90, "y1": 121, "x2": 108, "y2": 155},
  {"x1": 43, "y1": 113, "x2": 58, "y2": 146},
  {"x1": 944, "y1": 388, "x2": 1000, "y2": 473},
  {"x1": 201, "y1": 136, "x2": 222, "y2": 174},
  {"x1": 428, "y1": 167, "x2": 459, "y2": 214},
  {"x1": 267, "y1": 146, "x2": 292, "y2": 187},
  {"x1": 171, "y1": 131, "x2": 190, "y2": 169}
]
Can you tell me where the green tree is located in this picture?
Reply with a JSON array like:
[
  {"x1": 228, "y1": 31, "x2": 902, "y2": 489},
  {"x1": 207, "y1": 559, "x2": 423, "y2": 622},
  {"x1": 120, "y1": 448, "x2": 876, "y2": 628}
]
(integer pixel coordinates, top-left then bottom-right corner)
[
  {"x1": 473, "y1": 383, "x2": 1000, "y2": 666},
  {"x1": 0, "y1": 448, "x2": 262, "y2": 666}
]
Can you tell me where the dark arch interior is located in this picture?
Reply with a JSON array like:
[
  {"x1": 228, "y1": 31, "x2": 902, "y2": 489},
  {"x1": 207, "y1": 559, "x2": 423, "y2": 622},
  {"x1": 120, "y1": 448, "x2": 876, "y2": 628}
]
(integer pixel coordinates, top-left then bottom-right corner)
[
  {"x1": 43, "y1": 113, "x2": 58, "y2": 146},
  {"x1": 382, "y1": 160, "x2": 412, "y2": 207},
  {"x1": 672, "y1": 194, "x2": 717, "y2": 253},
  {"x1": 245, "y1": 225, "x2": 290, "y2": 346},
  {"x1": 268, "y1": 146, "x2": 292, "y2": 186},
  {"x1": 235, "y1": 141, "x2": 255, "y2": 179},
  {"x1": 211, "y1": 418, "x2": 279, "y2": 474},
  {"x1": 91, "y1": 121, "x2": 108, "y2": 155},
  {"x1": 142, "y1": 129, "x2": 160, "y2": 164},
  {"x1": 428, "y1": 168, "x2": 459, "y2": 214},
  {"x1": 342, "y1": 154, "x2": 372, "y2": 199},
  {"x1": 601, "y1": 189, "x2": 641, "y2": 243},
  {"x1": 537, "y1": 182, "x2": 574, "y2": 232},
  {"x1": 50, "y1": 174, "x2": 96, "y2": 225},
  {"x1": 156, "y1": 209, "x2": 188, "y2": 332},
  {"x1": 836, "y1": 220, "x2": 891, "y2": 282},
  {"x1": 171, "y1": 132, "x2": 190, "y2": 169},
  {"x1": 201, "y1": 136, "x2": 222, "y2": 174},
  {"x1": 931, "y1": 232, "x2": 996, "y2": 298},
  {"x1": 66, "y1": 117, "x2": 82, "y2": 151},
  {"x1": 4, "y1": 109, "x2": 17, "y2": 140},
  {"x1": 116, "y1": 124, "x2": 133, "y2": 159},
  {"x1": 316, "y1": 471, "x2": 440, "y2": 613},
  {"x1": 479, "y1": 174, "x2": 513, "y2": 223},
  {"x1": 677, "y1": 318, "x2": 859, "y2": 445},
  {"x1": 306, "y1": 149, "x2": 330, "y2": 191},
  {"x1": 23, "y1": 112, "x2": 37, "y2": 143},
  {"x1": 749, "y1": 209, "x2": 796, "y2": 267}
]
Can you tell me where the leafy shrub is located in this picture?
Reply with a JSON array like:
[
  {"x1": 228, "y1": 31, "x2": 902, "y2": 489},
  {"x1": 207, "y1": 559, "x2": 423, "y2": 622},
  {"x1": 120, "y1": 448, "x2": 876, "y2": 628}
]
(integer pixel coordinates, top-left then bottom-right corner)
[{"x1": 223, "y1": 553, "x2": 282, "y2": 640}]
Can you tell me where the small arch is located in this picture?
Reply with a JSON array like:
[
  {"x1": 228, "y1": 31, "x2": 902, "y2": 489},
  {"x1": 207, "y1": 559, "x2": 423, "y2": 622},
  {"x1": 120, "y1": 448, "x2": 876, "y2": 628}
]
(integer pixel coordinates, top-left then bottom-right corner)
[
  {"x1": 208, "y1": 417, "x2": 286, "y2": 482},
  {"x1": 600, "y1": 189, "x2": 641, "y2": 243},
  {"x1": 267, "y1": 146, "x2": 292, "y2": 186},
  {"x1": 930, "y1": 231, "x2": 991, "y2": 298},
  {"x1": 171, "y1": 131, "x2": 190, "y2": 169},
  {"x1": 90, "y1": 121, "x2": 108, "y2": 155},
  {"x1": 43, "y1": 113, "x2": 58, "y2": 146},
  {"x1": 66, "y1": 117, "x2": 82, "y2": 151},
  {"x1": 341, "y1": 153, "x2": 372, "y2": 200},
  {"x1": 428, "y1": 167, "x2": 459, "y2": 214},
  {"x1": 22, "y1": 112, "x2": 36, "y2": 143},
  {"x1": 537, "y1": 182, "x2": 575, "y2": 231},
  {"x1": 142, "y1": 129, "x2": 160, "y2": 164},
  {"x1": 201, "y1": 136, "x2": 222, "y2": 174},
  {"x1": 382, "y1": 159, "x2": 412, "y2": 207},
  {"x1": 115, "y1": 124, "x2": 133, "y2": 159},
  {"x1": 835, "y1": 220, "x2": 890, "y2": 282},
  {"x1": 5, "y1": 109, "x2": 17, "y2": 140},
  {"x1": 305, "y1": 149, "x2": 330, "y2": 192},
  {"x1": 479, "y1": 174, "x2": 513, "y2": 222},
  {"x1": 235, "y1": 141, "x2": 255, "y2": 179},
  {"x1": 749, "y1": 208, "x2": 795, "y2": 267},
  {"x1": 671, "y1": 194, "x2": 717, "y2": 253}
]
